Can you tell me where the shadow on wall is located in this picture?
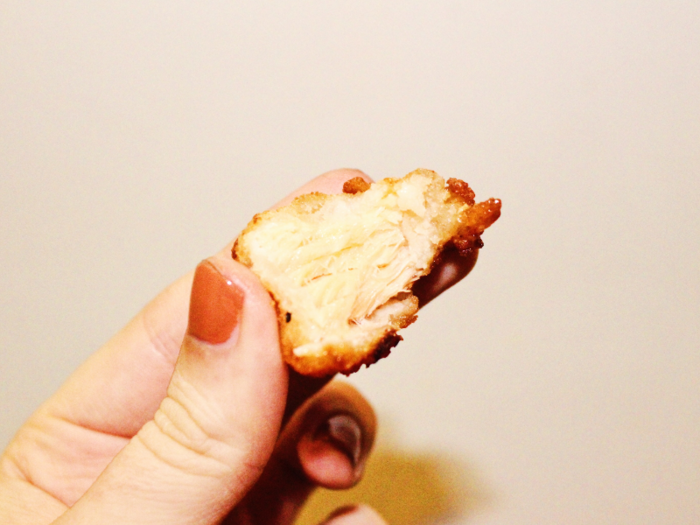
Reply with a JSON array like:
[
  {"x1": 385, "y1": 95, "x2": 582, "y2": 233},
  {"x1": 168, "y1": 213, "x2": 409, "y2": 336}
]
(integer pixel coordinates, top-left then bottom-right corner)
[{"x1": 297, "y1": 448, "x2": 490, "y2": 525}]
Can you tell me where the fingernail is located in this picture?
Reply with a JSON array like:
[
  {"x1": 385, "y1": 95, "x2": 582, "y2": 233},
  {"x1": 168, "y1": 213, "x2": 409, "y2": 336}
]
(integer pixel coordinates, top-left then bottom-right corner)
[
  {"x1": 324, "y1": 505, "x2": 358, "y2": 522},
  {"x1": 323, "y1": 505, "x2": 386, "y2": 525},
  {"x1": 187, "y1": 261, "x2": 244, "y2": 344},
  {"x1": 317, "y1": 414, "x2": 363, "y2": 469}
]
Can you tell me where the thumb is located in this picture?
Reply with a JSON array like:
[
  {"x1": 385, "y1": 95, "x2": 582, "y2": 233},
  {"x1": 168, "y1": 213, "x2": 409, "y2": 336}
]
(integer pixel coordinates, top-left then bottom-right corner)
[{"x1": 53, "y1": 257, "x2": 288, "y2": 525}]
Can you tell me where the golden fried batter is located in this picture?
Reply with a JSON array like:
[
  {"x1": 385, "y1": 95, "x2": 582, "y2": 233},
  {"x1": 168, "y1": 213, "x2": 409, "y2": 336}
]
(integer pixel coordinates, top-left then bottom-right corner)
[{"x1": 233, "y1": 169, "x2": 501, "y2": 376}]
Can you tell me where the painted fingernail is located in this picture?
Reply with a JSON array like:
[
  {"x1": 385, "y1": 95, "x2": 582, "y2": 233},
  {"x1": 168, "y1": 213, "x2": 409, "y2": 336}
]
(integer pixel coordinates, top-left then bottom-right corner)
[
  {"x1": 318, "y1": 414, "x2": 363, "y2": 469},
  {"x1": 187, "y1": 261, "x2": 244, "y2": 344},
  {"x1": 323, "y1": 505, "x2": 386, "y2": 525},
  {"x1": 324, "y1": 505, "x2": 358, "y2": 523}
]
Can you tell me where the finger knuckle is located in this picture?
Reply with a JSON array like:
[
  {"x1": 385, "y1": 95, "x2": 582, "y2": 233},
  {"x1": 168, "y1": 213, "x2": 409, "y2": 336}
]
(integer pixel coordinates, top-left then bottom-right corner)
[{"x1": 135, "y1": 372, "x2": 264, "y2": 481}]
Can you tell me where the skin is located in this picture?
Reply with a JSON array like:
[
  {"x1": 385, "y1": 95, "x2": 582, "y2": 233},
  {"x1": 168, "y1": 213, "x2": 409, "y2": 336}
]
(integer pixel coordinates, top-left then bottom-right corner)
[{"x1": 0, "y1": 169, "x2": 477, "y2": 525}]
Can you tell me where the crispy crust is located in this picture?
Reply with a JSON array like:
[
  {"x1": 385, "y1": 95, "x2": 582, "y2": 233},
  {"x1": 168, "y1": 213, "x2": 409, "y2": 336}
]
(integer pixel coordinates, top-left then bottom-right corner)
[
  {"x1": 342, "y1": 177, "x2": 371, "y2": 195},
  {"x1": 446, "y1": 177, "x2": 476, "y2": 205},
  {"x1": 233, "y1": 169, "x2": 500, "y2": 376}
]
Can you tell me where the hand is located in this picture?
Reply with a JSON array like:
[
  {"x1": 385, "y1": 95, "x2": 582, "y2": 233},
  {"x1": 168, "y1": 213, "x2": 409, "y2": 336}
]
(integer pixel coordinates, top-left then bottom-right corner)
[{"x1": 0, "y1": 169, "x2": 477, "y2": 525}]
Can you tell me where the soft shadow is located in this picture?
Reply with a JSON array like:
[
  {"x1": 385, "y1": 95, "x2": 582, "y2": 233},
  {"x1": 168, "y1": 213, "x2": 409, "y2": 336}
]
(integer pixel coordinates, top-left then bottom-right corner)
[{"x1": 296, "y1": 447, "x2": 490, "y2": 525}]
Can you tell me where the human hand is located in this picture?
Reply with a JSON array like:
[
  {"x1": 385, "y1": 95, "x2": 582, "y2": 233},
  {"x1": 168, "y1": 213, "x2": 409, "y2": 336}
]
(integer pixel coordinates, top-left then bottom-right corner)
[{"x1": 0, "y1": 169, "x2": 478, "y2": 525}]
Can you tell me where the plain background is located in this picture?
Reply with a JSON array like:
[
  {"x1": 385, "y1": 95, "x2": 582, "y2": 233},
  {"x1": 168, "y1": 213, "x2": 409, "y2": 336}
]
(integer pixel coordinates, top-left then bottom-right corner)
[{"x1": 1, "y1": 2, "x2": 698, "y2": 524}]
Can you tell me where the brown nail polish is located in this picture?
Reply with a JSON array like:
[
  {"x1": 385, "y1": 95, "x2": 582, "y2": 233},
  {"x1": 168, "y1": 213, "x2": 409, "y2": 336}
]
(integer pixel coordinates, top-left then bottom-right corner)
[
  {"x1": 318, "y1": 414, "x2": 362, "y2": 468},
  {"x1": 187, "y1": 261, "x2": 244, "y2": 344}
]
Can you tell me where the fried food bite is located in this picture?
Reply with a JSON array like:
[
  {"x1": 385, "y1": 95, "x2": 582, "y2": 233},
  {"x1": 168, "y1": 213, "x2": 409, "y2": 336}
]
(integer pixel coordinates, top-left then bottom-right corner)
[{"x1": 233, "y1": 169, "x2": 501, "y2": 377}]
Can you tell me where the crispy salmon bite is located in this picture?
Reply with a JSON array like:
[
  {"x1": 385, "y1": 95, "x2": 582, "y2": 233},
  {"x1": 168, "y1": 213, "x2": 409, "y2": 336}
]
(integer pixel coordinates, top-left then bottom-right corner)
[{"x1": 232, "y1": 169, "x2": 501, "y2": 377}]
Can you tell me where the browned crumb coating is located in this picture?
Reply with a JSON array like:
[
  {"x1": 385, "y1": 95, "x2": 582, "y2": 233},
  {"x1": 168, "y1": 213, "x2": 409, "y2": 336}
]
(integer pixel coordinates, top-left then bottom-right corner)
[
  {"x1": 233, "y1": 169, "x2": 500, "y2": 376},
  {"x1": 446, "y1": 177, "x2": 476, "y2": 205},
  {"x1": 342, "y1": 177, "x2": 371, "y2": 195},
  {"x1": 452, "y1": 197, "x2": 502, "y2": 254}
]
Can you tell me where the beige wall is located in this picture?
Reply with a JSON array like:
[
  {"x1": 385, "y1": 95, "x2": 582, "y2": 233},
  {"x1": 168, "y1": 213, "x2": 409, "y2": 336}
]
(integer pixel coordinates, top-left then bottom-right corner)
[{"x1": 1, "y1": 2, "x2": 698, "y2": 524}]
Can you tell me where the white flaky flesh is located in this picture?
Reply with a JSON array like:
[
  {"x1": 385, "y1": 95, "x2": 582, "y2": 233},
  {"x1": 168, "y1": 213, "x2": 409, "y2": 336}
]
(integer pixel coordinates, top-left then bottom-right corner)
[{"x1": 237, "y1": 170, "x2": 467, "y2": 358}]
